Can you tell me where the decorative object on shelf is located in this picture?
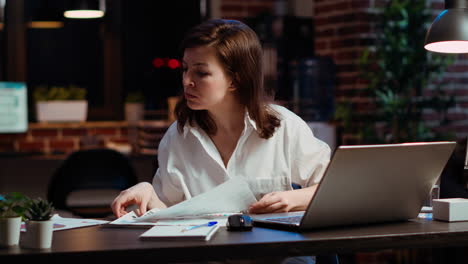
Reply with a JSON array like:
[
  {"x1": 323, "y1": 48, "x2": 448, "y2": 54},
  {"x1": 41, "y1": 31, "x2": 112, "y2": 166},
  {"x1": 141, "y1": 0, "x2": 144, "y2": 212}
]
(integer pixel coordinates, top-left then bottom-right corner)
[
  {"x1": 21, "y1": 198, "x2": 54, "y2": 249},
  {"x1": 0, "y1": 82, "x2": 28, "y2": 133},
  {"x1": 124, "y1": 91, "x2": 145, "y2": 125},
  {"x1": 167, "y1": 96, "x2": 179, "y2": 122},
  {"x1": 34, "y1": 85, "x2": 88, "y2": 123},
  {"x1": 0, "y1": 192, "x2": 28, "y2": 247}
]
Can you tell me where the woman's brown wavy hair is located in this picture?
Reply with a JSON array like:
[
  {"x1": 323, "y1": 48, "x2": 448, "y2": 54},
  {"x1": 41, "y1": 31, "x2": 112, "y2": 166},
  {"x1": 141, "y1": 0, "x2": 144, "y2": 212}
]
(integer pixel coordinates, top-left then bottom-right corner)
[{"x1": 175, "y1": 19, "x2": 280, "y2": 139}]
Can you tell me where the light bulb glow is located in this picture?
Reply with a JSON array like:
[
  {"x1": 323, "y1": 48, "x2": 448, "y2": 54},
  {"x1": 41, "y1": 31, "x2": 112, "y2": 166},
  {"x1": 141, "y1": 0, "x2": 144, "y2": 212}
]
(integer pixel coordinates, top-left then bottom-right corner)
[
  {"x1": 424, "y1": 41, "x2": 468, "y2": 53},
  {"x1": 27, "y1": 21, "x2": 64, "y2": 28},
  {"x1": 64, "y1": 10, "x2": 104, "y2": 19}
]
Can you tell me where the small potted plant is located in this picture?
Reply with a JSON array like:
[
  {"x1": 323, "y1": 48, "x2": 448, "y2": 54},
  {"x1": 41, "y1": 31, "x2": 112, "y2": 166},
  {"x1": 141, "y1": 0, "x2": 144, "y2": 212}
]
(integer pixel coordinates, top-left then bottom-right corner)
[
  {"x1": 124, "y1": 91, "x2": 145, "y2": 124},
  {"x1": 0, "y1": 192, "x2": 28, "y2": 247},
  {"x1": 34, "y1": 85, "x2": 88, "y2": 122},
  {"x1": 22, "y1": 198, "x2": 55, "y2": 249}
]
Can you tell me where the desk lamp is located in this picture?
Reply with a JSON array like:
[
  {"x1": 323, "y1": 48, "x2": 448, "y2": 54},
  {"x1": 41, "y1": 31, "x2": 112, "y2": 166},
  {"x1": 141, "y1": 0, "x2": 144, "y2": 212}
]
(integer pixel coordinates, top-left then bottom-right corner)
[
  {"x1": 64, "y1": 0, "x2": 105, "y2": 19},
  {"x1": 425, "y1": 0, "x2": 468, "y2": 53}
]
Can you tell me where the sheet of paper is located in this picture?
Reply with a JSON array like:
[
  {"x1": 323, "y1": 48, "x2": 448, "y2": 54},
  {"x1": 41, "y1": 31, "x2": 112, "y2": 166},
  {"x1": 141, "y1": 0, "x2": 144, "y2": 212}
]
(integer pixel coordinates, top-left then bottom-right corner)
[
  {"x1": 21, "y1": 214, "x2": 109, "y2": 232},
  {"x1": 106, "y1": 211, "x2": 229, "y2": 227},
  {"x1": 107, "y1": 177, "x2": 256, "y2": 227},
  {"x1": 135, "y1": 177, "x2": 257, "y2": 222}
]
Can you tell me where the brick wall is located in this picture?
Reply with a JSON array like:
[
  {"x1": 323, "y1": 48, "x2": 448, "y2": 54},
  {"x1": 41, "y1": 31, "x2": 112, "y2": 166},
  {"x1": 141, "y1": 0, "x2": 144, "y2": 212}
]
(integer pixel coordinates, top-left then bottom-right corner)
[
  {"x1": 314, "y1": 0, "x2": 379, "y2": 143},
  {"x1": 0, "y1": 122, "x2": 130, "y2": 155},
  {"x1": 0, "y1": 121, "x2": 171, "y2": 155},
  {"x1": 313, "y1": 0, "x2": 468, "y2": 142}
]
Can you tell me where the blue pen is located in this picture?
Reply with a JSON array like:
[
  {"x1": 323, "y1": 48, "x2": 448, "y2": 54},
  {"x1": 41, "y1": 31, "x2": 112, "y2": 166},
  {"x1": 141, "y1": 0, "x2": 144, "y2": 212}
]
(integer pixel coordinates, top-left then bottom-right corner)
[{"x1": 181, "y1": 221, "x2": 218, "y2": 232}]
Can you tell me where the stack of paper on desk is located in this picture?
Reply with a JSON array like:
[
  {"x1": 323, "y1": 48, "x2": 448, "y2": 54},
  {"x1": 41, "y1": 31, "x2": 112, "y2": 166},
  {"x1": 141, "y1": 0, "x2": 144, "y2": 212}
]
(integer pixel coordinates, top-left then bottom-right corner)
[{"x1": 106, "y1": 178, "x2": 257, "y2": 228}]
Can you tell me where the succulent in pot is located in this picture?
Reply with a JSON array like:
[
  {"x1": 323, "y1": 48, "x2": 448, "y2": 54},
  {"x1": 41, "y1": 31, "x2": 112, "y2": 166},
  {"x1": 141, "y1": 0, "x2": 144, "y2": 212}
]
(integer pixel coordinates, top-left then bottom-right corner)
[
  {"x1": 25, "y1": 198, "x2": 54, "y2": 221},
  {"x1": 22, "y1": 198, "x2": 55, "y2": 249}
]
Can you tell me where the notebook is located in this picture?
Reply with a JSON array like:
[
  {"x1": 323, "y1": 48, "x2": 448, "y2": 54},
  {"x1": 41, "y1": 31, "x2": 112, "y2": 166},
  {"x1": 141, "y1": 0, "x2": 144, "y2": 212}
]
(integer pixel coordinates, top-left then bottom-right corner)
[
  {"x1": 251, "y1": 141, "x2": 456, "y2": 231},
  {"x1": 139, "y1": 224, "x2": 220, "y2": 241}
]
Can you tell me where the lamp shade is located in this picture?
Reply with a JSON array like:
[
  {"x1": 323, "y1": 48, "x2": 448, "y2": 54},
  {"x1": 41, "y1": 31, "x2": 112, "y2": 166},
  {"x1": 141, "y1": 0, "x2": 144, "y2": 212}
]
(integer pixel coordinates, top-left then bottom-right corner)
[
  {"x1": 425, "y1": 0, "x2": 468, "y2": 53},
  {"x1": 64, "y1": 0, "x2": 105, "y2": 19}
]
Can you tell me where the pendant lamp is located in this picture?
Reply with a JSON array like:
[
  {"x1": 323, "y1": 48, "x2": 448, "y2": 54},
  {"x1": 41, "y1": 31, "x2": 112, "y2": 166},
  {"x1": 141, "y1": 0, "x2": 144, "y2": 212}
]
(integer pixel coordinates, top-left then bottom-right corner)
[
  {"x1": 425, "y1": 0, "x2": 468, "y2": 53},
  {"x1": 64, "y1": 0, "x2": 105, "y2": 19}
]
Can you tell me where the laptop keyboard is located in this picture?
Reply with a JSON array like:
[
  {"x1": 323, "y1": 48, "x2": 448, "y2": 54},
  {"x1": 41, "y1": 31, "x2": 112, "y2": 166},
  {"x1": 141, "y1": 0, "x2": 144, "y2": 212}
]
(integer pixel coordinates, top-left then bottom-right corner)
[{"x1": 265, "y1": 216, "x2": 302, "y2": 224}]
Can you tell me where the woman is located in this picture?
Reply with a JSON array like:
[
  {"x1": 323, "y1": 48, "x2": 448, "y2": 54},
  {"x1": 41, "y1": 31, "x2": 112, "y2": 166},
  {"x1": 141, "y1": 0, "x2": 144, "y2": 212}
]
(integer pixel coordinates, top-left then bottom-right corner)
[{"x1": 111, "y1": 19, "x2": 331, "y2": 218}]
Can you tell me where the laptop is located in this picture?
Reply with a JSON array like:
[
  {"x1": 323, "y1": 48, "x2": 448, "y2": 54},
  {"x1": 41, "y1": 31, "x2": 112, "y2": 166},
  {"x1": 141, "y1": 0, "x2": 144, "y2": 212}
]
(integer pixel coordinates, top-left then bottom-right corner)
[{"x1": 251, "y1": 141, "x2": 456, "y2": 231}]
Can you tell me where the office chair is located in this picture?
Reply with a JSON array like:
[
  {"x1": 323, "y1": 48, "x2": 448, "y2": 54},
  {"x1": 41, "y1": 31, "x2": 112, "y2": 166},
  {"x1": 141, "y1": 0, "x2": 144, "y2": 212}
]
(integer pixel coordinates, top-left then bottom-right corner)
[{"x1": 47, "y1": 148, "x2": 139, "y2": 218}]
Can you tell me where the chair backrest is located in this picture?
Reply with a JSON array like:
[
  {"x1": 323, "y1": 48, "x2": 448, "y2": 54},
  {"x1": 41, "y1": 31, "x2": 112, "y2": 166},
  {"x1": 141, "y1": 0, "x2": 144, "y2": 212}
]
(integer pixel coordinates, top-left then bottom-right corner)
[{"x1": 47, "y1": 148, "x2": 139, "y2": 214}]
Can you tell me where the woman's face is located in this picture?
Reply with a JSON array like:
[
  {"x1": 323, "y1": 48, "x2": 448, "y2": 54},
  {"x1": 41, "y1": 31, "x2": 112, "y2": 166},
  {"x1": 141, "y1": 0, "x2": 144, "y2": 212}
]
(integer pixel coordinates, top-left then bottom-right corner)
[{"x1": 182, "y1": 46, "x2": 235, "y2": 111}]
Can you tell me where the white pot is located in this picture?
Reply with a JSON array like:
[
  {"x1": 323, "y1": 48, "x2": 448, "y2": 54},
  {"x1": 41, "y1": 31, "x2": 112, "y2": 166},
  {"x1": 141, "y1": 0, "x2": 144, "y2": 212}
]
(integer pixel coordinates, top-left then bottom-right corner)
[
  {"x1": 125, "y1": 103, "x2": 144, "y2": 124},
  {"x1": 36, "y1": 100, "x2": 88, "y2": 122},
  {"x1": 0, "y1": 216, "x2": 22, "y2": 247},
  {"x1": 21, "y1": 220, "x2": 53, "y2": 249}
]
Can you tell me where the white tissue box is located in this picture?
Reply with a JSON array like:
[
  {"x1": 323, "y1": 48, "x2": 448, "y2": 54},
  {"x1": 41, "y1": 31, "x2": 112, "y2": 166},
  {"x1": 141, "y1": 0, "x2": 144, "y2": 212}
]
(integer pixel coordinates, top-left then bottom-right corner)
[{"x1": 432, "y1": 198, "x2": 468, "y2": 222}]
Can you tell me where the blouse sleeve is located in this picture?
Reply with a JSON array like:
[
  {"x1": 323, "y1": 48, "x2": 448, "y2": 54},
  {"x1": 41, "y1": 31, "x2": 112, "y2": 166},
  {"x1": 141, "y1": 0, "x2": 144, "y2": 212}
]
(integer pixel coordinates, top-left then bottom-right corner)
[
  {"x1": 152, "y1": 126, "x2": 186, "y2": 206},
  {"x1": 290, "y1": 119, "x2": 331, "y2": 188}
]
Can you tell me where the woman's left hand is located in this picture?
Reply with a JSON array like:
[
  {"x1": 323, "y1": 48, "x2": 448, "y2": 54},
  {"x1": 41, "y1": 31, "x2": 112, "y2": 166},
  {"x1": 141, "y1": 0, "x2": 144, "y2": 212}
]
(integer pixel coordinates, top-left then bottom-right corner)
[
  {"x1": 248, "y1": 191, "x2": 294, "y2": 213},
  {"x1": 248, "y1": 185, "x2": 318, "y2": 214}
]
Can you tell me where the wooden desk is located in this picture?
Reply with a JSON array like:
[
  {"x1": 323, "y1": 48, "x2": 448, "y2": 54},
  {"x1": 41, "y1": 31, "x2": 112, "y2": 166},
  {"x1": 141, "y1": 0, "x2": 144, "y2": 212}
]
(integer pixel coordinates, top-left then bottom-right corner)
[{"x1": 2, "y1": 218, "x2": 468, "y2": 263}]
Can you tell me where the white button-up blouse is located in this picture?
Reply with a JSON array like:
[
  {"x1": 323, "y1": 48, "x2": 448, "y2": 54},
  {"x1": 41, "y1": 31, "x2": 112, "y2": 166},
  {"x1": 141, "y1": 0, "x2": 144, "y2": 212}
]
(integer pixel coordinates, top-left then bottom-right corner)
[{"x1": 152, "y1": 104, "x2": 331, "y2": 206}]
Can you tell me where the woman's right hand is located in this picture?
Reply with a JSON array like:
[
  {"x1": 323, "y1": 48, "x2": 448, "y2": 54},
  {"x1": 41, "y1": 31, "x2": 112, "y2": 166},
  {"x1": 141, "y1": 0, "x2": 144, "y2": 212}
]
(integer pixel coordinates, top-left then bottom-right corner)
[{"x1": 111, "y1": 182, "x2": 165, "y2": 218}]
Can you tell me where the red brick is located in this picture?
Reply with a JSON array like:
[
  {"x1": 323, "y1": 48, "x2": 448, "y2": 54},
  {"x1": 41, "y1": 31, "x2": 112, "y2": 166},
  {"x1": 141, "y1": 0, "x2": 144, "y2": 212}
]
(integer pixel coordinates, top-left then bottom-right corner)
[
  {"x1": 50, "y1": 139, "x2": 75, "y2": 149},
  {"x1": 79, "y1": 138, "x2": 105, "y2": 148},
  {"x1": 374, "y1": 0, "x2": 388, "y2": 8},
  {"x1": 335, "y1": 50, "x2": 360, "y2": 61},
  {"x1": 30, "y1": 129, "x2": 59, "y2": 138},
  {"x1": 315, "y1": 40, "x2": 329, "y2": 50},
  {"x1": 247, "y1": 5, "x2": 271, "y2": 15},
  {"x1": 337, "y1": 24, "x2": 371, "y2": 36},
  {"x1": 331, "y1": 38, "x2": 359, "y2": 49},
  {"x1": 89, "y1": 128, "x2": 118, "y2": 136},
  {"x1": 314, "y1": 17, "x2": 329, "y2": 27},
  {"x1": 315, "y1": 28, "x2": 335, "y2": 38},
  {"x1": 221, "y1": 4, "x2": 244, "y2": 13},
  {"x1": 336, "y1": 63, "x2": 357, "y2": 73},
  {"x1": 351, "y1": 0, "x2": 371, "y2": 9},
  {"x1": 337, "y1": 75, "x2": 358, "y2": 86},
  {"x1": 108, "y1": 138, "x2": 129, "y2": 144},
  {"x1": 0, "y1": 141, "x2": 15, "y2": 151},
  {"x1": 0, "y1": 133, "x2": 25, "y2": 140},
  {"x1": 62, "y1": 128, "x2": 87, "y2": 137},
  {"x1": 329, "y1": 13, "x2": 357, "y2": 24},
  {"x1": 17, "y1": 140, "x2": 45, "y2": 153}
]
